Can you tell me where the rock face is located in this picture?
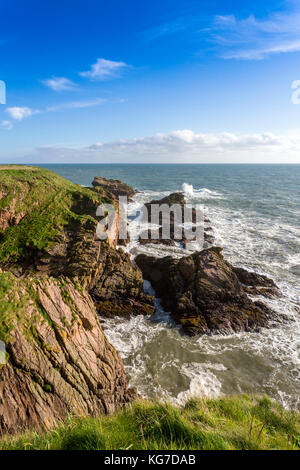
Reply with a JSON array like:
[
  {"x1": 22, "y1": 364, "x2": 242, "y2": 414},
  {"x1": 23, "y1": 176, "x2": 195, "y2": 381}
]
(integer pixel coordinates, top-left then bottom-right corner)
[
  {"x1": 0, "y1": 167, "x2": 154, "y2": 320},
  {"x1": 0, "y1": 273, "x2": 136, "y2": 434},
  {"x1": 61, "y1": 221, "x2": 155, "y2": 319},
  {"x1": 92, "y1": 176, "x2": 136, "y2": 201},
  {"x1": 136, "y1": 247, "x2": 277, "y2": 336},
  {"x1": 34, "y1": 218, "x2": 155, "y2": 319},
  {"x1": 0, "y1": 167, "x2": 153, "y2": 434}
]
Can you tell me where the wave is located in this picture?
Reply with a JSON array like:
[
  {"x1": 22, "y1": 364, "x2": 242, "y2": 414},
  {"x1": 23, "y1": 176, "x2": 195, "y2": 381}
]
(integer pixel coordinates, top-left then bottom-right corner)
[
  {"x1": 109, "y1": 181, "x2": 300, "y2": 409},
  {"x1": 182, "y1": 183, "x2": 224, "y2": 200}
]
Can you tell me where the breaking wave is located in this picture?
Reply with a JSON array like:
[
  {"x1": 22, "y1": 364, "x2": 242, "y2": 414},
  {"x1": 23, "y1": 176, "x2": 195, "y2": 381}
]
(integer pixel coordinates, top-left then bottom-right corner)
[{"x1": 102, "y1": 175, "x2": 300, "y2": 409}]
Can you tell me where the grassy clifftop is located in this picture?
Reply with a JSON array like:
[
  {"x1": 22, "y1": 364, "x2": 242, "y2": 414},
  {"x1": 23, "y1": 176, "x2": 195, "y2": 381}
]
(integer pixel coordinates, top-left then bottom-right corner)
[
  {"x1": 0, "y1": 395, "x2": 299, "y2": 450},
  {"x1": 0, "y1": 165, "x2": 107, "y2": 265}
]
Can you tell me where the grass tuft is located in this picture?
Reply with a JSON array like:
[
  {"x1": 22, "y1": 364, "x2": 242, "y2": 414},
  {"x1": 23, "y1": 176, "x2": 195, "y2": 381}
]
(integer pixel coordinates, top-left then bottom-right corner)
[{"x1": 0, "y1": 396, "x2": 299, "y2": 450}]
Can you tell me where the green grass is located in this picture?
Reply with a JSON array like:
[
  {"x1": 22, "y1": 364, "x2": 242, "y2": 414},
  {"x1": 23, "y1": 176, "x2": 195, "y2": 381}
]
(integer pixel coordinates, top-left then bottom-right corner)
[
  {"x1": 0, "y1": 165, "x2": 107, "y2": 265},
  {"x1": 0, "y1": 395, "x2": 299, "y2": 450}
]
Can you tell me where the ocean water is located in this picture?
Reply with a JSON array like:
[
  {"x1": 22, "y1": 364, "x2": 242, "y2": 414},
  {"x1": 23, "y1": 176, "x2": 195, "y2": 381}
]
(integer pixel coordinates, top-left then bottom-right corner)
[{"x1": 41, "y1": 164, "x2": 300, "y2": 408}]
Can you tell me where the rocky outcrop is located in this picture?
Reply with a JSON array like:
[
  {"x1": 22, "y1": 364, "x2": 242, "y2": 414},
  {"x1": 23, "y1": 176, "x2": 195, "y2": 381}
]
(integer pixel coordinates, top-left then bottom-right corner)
[
  {"x1": 233, "y1": 266, "x2": 279, "y2": 298},
  {"x1": 0, "y1": 168, "x2": 154, "y2": 320},
  {"x1": 34, "y1": 218, "x2": 155, "y2": 319},
  {"x1": 0, "y1": 167, "x2": 153, "y2": 435},
  {"x1": 136, "y1": 247, "x2": 278, "y2": 336},
  {"x1": 62, "y1": 221, "x2": 155, "y2": 318},
  {"x1": 0, "y1": 273, "x2": 136, "y2": 434},
  {"x1": 139, "y1": 192, "x2": 214, "y2": 249},
  {"x1": 92, "y1": 176, "x2": 136, "y2": 201}
]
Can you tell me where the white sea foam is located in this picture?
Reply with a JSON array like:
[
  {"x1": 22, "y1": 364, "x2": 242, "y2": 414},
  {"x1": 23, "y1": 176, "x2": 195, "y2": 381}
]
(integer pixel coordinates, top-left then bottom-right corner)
[
  {"x1": 182, "y1": 183, "x2": 224, "y2": 200},
  {"x1": 182, "y1": 182, "x2": 194, "y2": 197},
  {"x1": 174, "y1": 363, "x2": 226, "y2": 404},
  {"x1": 101, "y1": 182, "x2": 300, "y2": 409}
]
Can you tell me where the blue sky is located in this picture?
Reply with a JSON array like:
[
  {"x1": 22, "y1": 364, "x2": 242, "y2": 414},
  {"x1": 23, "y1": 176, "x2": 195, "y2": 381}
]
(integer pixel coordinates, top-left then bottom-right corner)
[{"x1": 1, "y1": 0, "x2": 300, "y2": 163}]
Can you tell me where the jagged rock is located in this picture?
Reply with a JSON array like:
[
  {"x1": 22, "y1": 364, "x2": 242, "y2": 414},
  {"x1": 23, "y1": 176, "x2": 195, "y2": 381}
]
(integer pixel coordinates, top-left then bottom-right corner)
[
  {"x1": 0, "y1": 273, "x2": 135, "y2": 434},
  {"x1": 62, "y1": 221, "x2": 155, "y2": 319},
  {"x1": 146, "y1": 192, "x2": 186, "y2": 209},
  {"x1": 0, "y1": 166, "x2": 154, "y2": 434},
  {"x1": 0, "y1": 167, "x2": 154, "y2": 319},
  {"x1": 92, "y1": 176, "x2": 136, "y2": 245},
  {"x1": 233, "y1": 267, "x2": 279, "y2": 298},
  {"x1": 92, "y1": 176, "x2": 136, "y2": 201},
  {"x1": 136, "y1": 247, "x2": 278, "y2": 336},
  {"x1": 139, "y1": 192, "x2": 213, "y2": 249}
]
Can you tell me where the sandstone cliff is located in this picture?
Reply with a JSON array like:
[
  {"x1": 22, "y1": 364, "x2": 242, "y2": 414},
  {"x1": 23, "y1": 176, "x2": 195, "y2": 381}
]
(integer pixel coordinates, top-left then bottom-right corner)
[
  {"x1": 0, "y1": 166, "x2": 151, "y2": 434},
  {"x1": 0, "y1": 271, "x2": 135, "y2": 434}
]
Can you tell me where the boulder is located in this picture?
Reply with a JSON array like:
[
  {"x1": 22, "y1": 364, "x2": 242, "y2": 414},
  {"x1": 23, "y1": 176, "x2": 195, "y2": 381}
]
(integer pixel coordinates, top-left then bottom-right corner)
[{"x1": 136, "y1": 247, "x2": 278, "y2": 336}]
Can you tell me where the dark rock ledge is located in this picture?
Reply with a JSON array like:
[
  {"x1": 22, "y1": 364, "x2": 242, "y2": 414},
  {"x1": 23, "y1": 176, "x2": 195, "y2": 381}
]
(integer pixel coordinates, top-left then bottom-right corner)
[{"x1": 136, "y1": 247, "x2": 280, "y2": 337}]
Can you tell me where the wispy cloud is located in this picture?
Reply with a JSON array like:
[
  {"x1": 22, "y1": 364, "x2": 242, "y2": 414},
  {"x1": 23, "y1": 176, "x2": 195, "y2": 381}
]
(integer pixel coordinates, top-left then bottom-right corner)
[
  {"x1": 26, "y1": 130, "x2": 300, "y2": 163},
  {"x1": 142, "y1": 18, "x2": 193, "y2": 42},
  {"x1": 46, "y1": 98, "x2": 106, "y2": 112},
  {"x1": 0, "y1": 120, "x2": 13, "y2": 130},
  {"x1": 42, "y1": 76, "x2": 77, "y2": 91},
  {"x1": 80, "y1": 58, "x2": 127, "y2": 80},
  {"x1": 3, "y1": 98, "x2": 107, "y2": 126},
  {"x1": 142, "y1": 2, "x2": 300, "y2": 60},
  {"x1": 211, "y1": 8, "x2": 300, "y2": 60},
  {"x1": 5, "y1": 106, "x2": 38, "y2": 121}
]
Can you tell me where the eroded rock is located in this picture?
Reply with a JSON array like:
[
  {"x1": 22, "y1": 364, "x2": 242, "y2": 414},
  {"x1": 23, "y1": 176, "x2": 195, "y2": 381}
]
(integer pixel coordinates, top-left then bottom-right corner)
[
  {"x1": 0, "y1": 274, "x2": 135, "y2": 434},
  {"x1": 136, "y1": 247, "x2": 278, "y2": 336},
  {"x1": 92, "y1": 176, "x2": 136, "y2": 201},
  {"x1": 233, "y1": 266, "x2": 279, "y2": 298}
]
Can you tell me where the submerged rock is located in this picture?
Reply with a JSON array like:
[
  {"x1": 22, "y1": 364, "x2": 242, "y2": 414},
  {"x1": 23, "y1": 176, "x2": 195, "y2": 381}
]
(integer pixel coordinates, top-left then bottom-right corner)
[{"x1": 136, "y1": 247, "x2": 278, "y2": 336}]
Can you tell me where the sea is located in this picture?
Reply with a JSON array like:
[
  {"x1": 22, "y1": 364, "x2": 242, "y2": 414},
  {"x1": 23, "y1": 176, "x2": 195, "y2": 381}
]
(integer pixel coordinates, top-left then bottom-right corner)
[{"x1": 40, "y1": 164, "x2": 300, "y2": 409}]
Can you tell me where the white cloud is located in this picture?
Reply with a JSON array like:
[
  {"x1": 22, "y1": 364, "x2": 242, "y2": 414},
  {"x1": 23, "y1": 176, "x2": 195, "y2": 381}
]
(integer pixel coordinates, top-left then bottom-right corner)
[
  {"x1": 42, "y1": 77, "x2": 76, "y2": 91},
  {"x1": 4, "y1": 99, "x2": 106, "y2": 125},
  {"x1": 5, "y1": 106, "x2": 38, "y2": 121},
  {"x1": 144, "y1": 3, "x2": 300, "y2": 60},
  {"x1": 46, "y1": 98, "x2": 106, "y2": 112},
  {"x1": 80, "y1": 58, "x2": 127, "y2": 80},
  {"x1": 26, "y1": 130, "x2": 300, "y2": 163},
  {"x1": 0, "y1": 120, "x2": 13, "y2": 130},
  {"x1": 211, "y1": 6, "x2": 300, "y2": 60}
]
